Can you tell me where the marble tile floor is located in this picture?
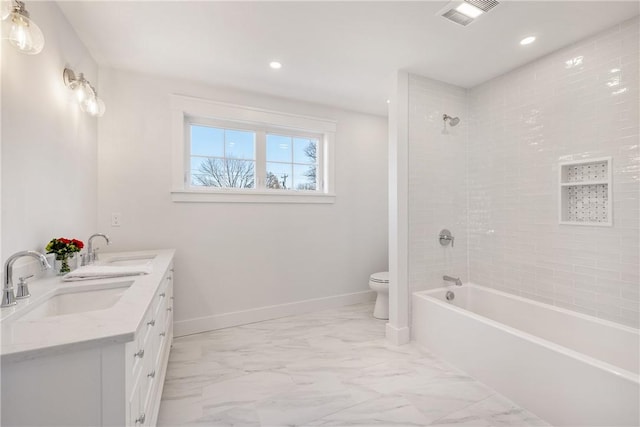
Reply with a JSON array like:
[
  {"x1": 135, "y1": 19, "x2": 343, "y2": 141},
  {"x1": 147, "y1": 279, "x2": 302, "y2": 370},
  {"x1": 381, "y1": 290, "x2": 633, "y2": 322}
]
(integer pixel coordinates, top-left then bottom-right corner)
[{"x1": 158, "y1": 303, "x2": 550, "y2": 427}]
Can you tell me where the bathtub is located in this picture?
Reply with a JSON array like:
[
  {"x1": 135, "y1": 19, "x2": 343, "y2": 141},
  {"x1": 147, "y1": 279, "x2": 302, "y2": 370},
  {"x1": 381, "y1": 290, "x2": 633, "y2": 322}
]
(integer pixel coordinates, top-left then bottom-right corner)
[{"x1": 412, "y1": 284, "x2": 639, "y2": 427}]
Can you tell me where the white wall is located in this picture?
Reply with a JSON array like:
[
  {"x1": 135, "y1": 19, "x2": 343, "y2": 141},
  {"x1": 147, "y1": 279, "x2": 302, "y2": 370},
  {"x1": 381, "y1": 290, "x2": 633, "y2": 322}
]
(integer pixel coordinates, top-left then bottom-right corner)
[
  {"x1": 407, "y1": 75, "x2": 468, "y2": 296},
  {"x1": 1, "y1": 2, "x2": 97, "y2": 266},
  {"x1": 97, "y1": 68, "x2": 388, "y2": 335},
  {"x1": 468, "y1": 17, "x2": 639, "y2": 328},
  {"x1": 386, "y1": 71, "x2": 410, "y2": 345}
]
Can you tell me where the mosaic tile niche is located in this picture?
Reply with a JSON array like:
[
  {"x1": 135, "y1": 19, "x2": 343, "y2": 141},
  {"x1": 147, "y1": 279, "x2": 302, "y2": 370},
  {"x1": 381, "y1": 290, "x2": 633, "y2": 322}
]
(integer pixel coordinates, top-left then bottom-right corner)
[{"x1": 559, "y1": 158, "x2": 612, "y2": 226}]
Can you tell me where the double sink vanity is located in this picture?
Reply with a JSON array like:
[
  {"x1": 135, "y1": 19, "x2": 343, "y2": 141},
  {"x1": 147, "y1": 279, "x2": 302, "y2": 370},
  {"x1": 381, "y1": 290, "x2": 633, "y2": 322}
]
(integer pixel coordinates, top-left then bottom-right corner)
[{"x1": 1, "y1": 249, "x2": 175, "y2": 426}]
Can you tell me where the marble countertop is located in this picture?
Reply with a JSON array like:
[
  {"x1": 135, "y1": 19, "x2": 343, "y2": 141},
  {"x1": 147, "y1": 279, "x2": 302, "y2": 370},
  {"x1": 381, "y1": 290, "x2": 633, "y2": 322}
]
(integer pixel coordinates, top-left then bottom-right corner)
[{"x1": 1, "y1": 249, "x2": 175, "y2": 363}]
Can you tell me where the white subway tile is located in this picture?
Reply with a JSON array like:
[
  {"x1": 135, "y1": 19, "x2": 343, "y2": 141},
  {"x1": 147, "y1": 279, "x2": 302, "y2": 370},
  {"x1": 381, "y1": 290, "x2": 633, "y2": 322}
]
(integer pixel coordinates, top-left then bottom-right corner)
[
  {"x1": 466, "y1": 17, "x2": 639, "y2": 326},
  {"x1": 408, "y1": 17, "x2": 638, "y2": 327}
]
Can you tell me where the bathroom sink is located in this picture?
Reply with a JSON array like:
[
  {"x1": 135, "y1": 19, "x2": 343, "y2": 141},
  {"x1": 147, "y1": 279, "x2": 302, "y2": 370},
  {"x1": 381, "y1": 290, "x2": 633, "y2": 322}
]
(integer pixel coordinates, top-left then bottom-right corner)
[
  {"x1": 17, "y1": 281, "x2": 133, "y2": 321},
  {"x1": 102, "y1": 254, "x2": 155, "y2": 266}
]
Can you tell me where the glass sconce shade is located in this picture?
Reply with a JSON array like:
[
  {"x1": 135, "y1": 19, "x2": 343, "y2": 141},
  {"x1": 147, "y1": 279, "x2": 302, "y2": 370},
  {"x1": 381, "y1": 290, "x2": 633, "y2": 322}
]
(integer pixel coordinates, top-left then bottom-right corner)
[
  {"x1": 63, "y1": 68, "x2": 106, "y2": 118},
  {"x1": 81, "y1": 94, "x2": 106, "y2": 117},
  {"x1": 2, "y1": 1, "x2": 44, "y2": 55},
  {"x1": 95, "y1": 98, "x2": 106, "y2": 117}
]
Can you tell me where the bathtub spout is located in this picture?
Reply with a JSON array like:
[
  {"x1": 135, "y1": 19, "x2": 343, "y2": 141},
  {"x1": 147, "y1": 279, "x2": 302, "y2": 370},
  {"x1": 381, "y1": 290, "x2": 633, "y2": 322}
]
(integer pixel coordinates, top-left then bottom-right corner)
[{"x1": 443, "y1": 275, "x2": 462, "y2": 286}]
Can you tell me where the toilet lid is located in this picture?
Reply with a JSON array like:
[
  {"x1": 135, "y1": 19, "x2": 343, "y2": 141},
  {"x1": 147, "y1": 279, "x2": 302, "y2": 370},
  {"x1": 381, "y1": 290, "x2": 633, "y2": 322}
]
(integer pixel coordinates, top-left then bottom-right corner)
[{"x1": 370, "y1": 271, "x2": 389, "y2": 283}]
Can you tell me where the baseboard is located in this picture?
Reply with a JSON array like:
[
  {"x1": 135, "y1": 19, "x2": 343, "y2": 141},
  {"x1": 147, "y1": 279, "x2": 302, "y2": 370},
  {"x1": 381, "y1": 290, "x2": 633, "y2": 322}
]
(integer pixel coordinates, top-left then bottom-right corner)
[
  {"x1": 174, "y1": 290, "x2": 376, "y2": 337},
  {"x1": 385, "y1": 323, "x2": 411, "y2": 345}
]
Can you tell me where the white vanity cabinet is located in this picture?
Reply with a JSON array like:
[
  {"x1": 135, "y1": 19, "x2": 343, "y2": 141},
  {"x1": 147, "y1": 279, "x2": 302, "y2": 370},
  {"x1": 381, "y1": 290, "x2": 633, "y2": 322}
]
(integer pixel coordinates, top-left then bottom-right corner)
[
  {"x1": 1, "y1": 250, "x2": 175, "y2": 427},
  {"x1": 127, "y1": 266, "x2": 174, "y2": 426}
]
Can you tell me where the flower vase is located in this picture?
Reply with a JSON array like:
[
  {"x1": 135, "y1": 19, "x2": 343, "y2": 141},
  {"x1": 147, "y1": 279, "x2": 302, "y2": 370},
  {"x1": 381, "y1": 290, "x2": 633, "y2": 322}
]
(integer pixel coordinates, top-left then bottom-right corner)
[{"x1": 55, "y1": 256, "x2": 71, "y2": 276}]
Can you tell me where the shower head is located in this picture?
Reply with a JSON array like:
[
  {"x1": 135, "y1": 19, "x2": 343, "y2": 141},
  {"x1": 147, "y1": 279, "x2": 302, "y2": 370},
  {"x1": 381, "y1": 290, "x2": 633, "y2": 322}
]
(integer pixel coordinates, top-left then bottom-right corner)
[
  {"x1": 443, "y1": 114, "x2": 460, "y2": 126},
  {"x1": 442, "y1": 114, "x2": 460, "y2": 135}
]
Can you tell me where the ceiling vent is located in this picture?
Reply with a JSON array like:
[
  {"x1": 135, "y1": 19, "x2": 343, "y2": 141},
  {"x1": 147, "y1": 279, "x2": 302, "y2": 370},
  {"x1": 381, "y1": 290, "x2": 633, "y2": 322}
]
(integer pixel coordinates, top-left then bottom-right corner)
[
  {"x1": 438, "y1": 0, "x2": 500, "y2": 26},
  {"x1": 442, "y1": 9, "x2": 474, "y2": 26},
  {"x1": 465, "y1": 0, "x2": 499, "y2": 13}
]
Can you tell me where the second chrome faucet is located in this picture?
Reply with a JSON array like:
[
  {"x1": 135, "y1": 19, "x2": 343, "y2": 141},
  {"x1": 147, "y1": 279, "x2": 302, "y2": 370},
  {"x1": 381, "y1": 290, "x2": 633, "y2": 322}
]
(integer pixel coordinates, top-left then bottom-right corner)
[{"x1": 82, "y1": 233, "x2": 110, "y2": 266}]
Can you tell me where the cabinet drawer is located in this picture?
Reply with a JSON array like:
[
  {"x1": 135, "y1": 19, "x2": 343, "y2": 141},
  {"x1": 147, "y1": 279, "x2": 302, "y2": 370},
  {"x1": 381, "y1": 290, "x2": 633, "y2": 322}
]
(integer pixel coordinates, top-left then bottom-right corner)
[
  {"x1": 130, "y1": 338, "x2": 145, "y2": 379},
  {"x1": 132, "y1": 309, "x2": 157, "y2": 378},
  {"x1": 166, "y1": 281, "x2": 174, "y2": 336},
  {"x1": 139, "y1": 346, "x2": 157, "y2": 419},
  {"x1": 130, "y1": 270, "x2": 171, "y2": 380},
  {"x1": 129, "y1": 375, "x2": 145, "y2": 426},
  {"x1": 155, "y1": 314, "x2": 171, "y2": 365},
  {"x1": 157, "y1": 285, "x2": 169, "y2": 311}
]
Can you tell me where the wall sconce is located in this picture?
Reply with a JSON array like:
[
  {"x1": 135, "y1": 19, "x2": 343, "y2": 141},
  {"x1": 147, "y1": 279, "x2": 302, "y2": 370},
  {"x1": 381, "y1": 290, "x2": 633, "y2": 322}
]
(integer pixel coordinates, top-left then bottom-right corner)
[
  {"x1": 1, "y1": 0, "x2": 44, "y2": 55},
  {"x1": 63, "y1": 68, "x2": 106, "y2": 117}
]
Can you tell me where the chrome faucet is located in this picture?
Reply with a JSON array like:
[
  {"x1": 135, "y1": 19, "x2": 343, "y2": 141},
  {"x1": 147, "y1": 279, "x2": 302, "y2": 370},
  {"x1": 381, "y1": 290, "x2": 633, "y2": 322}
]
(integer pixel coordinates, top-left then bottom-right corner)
[
  {"x1": 84, "y1": 233, "x2": 110, "y2": 265},
  {"x1": 443, "y1": 275, "x2": 462, "y2": 286},
  {"x1": 2, "y1": 251, "x2": 51, "y2": 307}
]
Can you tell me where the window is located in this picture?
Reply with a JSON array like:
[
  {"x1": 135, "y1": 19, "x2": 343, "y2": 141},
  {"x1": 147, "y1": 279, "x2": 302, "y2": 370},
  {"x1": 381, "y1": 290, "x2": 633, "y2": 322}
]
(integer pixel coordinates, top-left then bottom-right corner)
[
  {"x1": 190, "y1": 125, "x2": 256, "y2": 189},
  {"x1": 171, "y1": 95, "x2": 335, "y2": 203},
  {"x1": 187, "y1": 123, "x2": 321, "y2": 192},
  {"x1": 266, "y1": 134, "x2": 319, "y2": 191}
]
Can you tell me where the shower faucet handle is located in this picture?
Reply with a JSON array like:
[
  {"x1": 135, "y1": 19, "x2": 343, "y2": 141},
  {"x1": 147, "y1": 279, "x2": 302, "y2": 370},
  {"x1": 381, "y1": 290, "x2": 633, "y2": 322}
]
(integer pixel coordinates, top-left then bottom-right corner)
[{"x1": 439, "y1": 229, "x2": 454, "y2": 247}]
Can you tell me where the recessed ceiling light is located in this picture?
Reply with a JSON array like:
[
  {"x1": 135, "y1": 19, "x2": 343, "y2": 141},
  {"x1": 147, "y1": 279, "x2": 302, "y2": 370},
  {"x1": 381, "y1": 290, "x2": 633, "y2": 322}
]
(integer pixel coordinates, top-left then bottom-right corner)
[
  {"x1": 386, "y1": 99, "x2": 391, "y2": 104},
  {"x1": 269, "y1": 61, "x2": 282, "y2": 69},
  {"x1": 455, "y1": 2, "x2": 484, "y2": 19},
  {"x1": 520, "y1": 36, "x2": 536, "y2": 46}
]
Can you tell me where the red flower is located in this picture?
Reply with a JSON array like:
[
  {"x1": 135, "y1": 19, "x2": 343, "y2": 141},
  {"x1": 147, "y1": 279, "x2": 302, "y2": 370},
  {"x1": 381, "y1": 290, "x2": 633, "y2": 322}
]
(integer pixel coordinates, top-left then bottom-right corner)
[{"x1": 46, "y1": 237, "x2": 84, "y2": 257}]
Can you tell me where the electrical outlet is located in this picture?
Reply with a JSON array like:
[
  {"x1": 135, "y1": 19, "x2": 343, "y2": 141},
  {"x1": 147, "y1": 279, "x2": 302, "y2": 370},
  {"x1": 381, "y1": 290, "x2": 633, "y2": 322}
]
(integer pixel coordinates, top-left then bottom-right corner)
[{"x1": 111, "y1": 213, "x2": 121, "y2": 227}]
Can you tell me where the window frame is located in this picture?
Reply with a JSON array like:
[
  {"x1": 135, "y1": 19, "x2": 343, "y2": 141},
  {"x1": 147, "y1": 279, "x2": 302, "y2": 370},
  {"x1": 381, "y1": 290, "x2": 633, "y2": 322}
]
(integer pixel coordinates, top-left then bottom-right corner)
[{"x1": 171, "y1": 95, "x2": 336, "y2": 204}]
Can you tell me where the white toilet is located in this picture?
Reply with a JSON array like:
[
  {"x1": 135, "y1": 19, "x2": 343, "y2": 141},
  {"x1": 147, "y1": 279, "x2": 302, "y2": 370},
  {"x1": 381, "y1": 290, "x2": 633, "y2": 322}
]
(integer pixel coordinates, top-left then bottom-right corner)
[{"x1": 369, "y1": 271, "x2": 389, "y2": 319}]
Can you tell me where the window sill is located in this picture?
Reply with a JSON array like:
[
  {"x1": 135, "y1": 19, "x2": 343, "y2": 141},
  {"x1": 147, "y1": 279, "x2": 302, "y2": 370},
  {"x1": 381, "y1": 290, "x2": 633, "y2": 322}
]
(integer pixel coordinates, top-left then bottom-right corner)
[{"x1": 171, "y1": 189, "x2": 336, "y2": 204}]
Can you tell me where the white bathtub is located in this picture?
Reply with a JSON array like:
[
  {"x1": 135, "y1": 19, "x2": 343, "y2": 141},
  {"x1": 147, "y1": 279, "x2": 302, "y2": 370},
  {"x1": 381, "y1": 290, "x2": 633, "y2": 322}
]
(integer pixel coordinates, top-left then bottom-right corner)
[{"x1": 412, "y1": 284, "x2": 639, "y2": 427}]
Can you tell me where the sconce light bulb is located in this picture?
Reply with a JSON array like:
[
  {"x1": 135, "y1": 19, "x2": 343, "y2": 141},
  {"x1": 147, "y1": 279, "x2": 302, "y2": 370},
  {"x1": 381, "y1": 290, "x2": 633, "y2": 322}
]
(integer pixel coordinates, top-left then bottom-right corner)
[
  {"x1": 10, "y1": 19, "x2": 28, "y2": 49},
  {"x1": 75, "y1": 81, "x2": 91, "y2": 103}
]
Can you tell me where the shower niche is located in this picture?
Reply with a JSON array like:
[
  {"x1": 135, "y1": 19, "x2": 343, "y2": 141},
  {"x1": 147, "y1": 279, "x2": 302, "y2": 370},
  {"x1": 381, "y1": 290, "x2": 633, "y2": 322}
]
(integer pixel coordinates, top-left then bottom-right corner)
[{"x1": 559, "y1": 157, "x2": 612, "y2": 226}]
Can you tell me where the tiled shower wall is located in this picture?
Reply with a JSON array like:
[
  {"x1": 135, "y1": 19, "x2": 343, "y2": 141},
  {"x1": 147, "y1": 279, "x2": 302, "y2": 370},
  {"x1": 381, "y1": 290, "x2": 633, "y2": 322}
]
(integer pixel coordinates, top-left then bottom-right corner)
[
  {"x1": 468, "y1": 17, "x2": 639, "y2": 327},
  {"x1": 408, "y1": 75, "x2": 468, "y2": 294}
]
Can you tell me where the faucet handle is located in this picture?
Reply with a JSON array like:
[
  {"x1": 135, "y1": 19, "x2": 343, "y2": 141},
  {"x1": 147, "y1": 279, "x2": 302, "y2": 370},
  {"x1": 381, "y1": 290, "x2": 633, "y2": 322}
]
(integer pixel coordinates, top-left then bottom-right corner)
[
  {"x1": 15, "y1": 275, "x2": 34, "y2": 299},
  {"x1": 439, "y1": 229, "x2": 455, "y2": 247}
]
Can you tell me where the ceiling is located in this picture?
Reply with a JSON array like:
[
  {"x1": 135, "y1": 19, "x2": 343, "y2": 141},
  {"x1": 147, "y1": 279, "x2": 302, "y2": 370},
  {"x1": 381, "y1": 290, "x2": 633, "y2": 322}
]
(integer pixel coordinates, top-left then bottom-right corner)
[{"x1": 58, "y1": 1, "x2": 639, "y2": 116}]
